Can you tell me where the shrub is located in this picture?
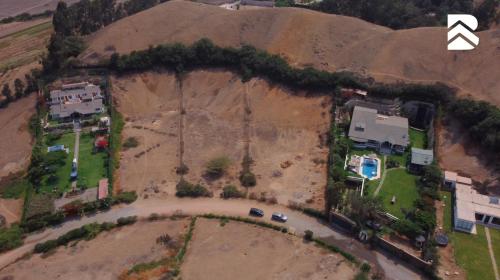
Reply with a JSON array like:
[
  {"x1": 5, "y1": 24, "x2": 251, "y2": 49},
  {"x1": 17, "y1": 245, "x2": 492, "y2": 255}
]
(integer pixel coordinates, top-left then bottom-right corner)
[
  {"x1": 176, "y1": 163, "x2": 189, "y2": 175},
  {"x1": 220, "y1": 185, "x2": 244, "y2": 199},
  {"x1": 123, "y1": 137, "x2": 139, "y2": 149},
  {"x1": 360, "y1": 262, "x2": 371, "y2": 273},
  {"x1": 34, "y1": 239, "x2": 58, "y2": 254},
  {"x1": 0, "y1": 225, "x2": 23, "y2": 253},
  {"x1": 248, "y1": 192, "x2": 258, "y2": 200},
  {"x1": 43, "y1": 211, "x2": 65, "y2": 226},
  {"x1": 267, "y1": 196, "x2": 278, "y2": 204},
  {"x1": 240, "y1": 171, "x2": 257, "y2": 187},
  {"x1": 386, "y1": 159, "x2": 400, "y2": 169},
  {"x1": 205, "y1": 156, "x2": 231, "y2": 177},
  {"x1": 117, "y1": 216, "x2": 137, "y2": 226},
  {"x1": 304, "y1": 230, "x2": 313, "y2": 241},
  {"x1": 175, "y1": 179, "x2": 211, "y2": 198},
  {"x1": 113, "y1": 191, "x2": 138, "y2": 204}
]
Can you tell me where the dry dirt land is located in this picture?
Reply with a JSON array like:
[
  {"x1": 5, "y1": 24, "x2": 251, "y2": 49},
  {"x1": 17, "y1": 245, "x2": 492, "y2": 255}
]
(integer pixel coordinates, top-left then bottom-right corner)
[
  {"x1": 437, "y1": 117, "x2": 499, "y2": 184},
  {"x1": 181, "y1": 218, "x2": 357, "y2": 280},
  {"x1": 0, "y1": 94, "x2": 36, "y2": 181},
  {"x1": 81, "y1": 0, "x2": 500, "y2": 107},
  {"x1": 0, "y1": 18, "x2": 50, "y2": 38},
  {"x1": 0, "y1": 218, "x2": 190, "y2": 280},
  {"x1": 113, "y1": 70, "x2": 330, "y2": 207}
]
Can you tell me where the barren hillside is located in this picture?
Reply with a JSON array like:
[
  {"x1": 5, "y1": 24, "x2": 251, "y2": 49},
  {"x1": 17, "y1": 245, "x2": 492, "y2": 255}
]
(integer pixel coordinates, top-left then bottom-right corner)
[{"x1": 82, "y1": 0, "x2": 500, "y2": 106}]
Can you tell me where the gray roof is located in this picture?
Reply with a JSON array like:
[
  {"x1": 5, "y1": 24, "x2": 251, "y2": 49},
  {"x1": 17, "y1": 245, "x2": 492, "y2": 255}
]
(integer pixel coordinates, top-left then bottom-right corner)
[
  {"x1": 50, "y1": 98, "x2": 104, "y2": 118},
  {"x1": 348, "y1": 106, "x2": 409, "y2": 147},
  {"x1": 411, "y1": 148, "x2": 433, "y2": 166}
]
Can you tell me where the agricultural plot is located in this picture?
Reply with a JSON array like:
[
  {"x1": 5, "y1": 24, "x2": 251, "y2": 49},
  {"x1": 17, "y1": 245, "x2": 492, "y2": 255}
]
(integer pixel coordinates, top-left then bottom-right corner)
[{"x1": 0, "y1": 20, "x2": 52, "y2": 71}]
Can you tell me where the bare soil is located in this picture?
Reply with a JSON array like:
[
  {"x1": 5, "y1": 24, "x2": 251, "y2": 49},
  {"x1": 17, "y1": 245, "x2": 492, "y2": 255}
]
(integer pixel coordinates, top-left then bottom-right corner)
[
  {"x1": 82, "y1": 0, "x2": 500, "y2": 106},
  {"x1": 113, "y1": 70, "x2": 330, "y2": 208},
  {"x1": 0, "y1": 219, "x2": 189, "y2": 280},
  {"x1": 181, "y1": 218, "x2": 357, "y2": 280},
  {"x1": 0, "y1": 18, "x2": 50, "y2": 38},
  {"x1": 0, "y1": 94, "x2": 36, "y2": 181},
  {"x1": 0, "y1": 198, "x2": 23, "y2": 226},
  {"x1": 437, "y1": 116, "x2": 498, "y2": 184}
]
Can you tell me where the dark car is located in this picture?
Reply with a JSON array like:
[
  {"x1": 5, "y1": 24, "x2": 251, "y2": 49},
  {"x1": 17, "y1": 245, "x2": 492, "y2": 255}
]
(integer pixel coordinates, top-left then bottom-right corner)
[
  {"x1": 365, "y1": 220, "x2": 382, "y2": 231},
  {"x1": 271, "y1": 212, "x2": 288, "y2": 222},
  {"x1": 249, "y1": 208, "x2": 264, "y2": 217}
]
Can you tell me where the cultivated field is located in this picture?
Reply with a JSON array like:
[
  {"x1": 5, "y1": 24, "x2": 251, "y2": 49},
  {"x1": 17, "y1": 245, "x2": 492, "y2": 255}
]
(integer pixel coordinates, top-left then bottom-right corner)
[
  {"x1": 0, "y1": 0, "x2": 79, "y2": 19},
  {"x1": 113, "y1": 70, "x2": 330, "y2": 207},
  {"x1": 82, "y1": 0, "x2": 500, "y2": 107},
  {"x1": 180, "y1": 218, "x2": 357, "y2": 280},
  {"x1": 0, "y1": 218, "x2": 190, "y2": 279},
  {"x1": 0, "y1": 19, "x2": 51, "y2": 71}
]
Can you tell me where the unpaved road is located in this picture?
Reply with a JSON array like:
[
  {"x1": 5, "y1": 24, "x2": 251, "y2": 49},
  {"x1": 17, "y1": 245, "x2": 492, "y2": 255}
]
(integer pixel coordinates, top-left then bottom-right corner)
[{"x1": 0, "y1": 198, "x2": 423, "y2": 279}]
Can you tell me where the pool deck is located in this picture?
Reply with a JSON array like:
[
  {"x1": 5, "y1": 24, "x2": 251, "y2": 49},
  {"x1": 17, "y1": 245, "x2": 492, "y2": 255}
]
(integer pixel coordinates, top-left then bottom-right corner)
[{"x1": 349, "y1": 155, "x2": 382, "y2": 180}]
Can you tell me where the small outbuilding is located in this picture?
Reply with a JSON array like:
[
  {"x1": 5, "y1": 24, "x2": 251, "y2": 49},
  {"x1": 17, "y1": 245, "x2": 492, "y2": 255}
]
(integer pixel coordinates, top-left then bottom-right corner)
[
  {"x1": 409, "y1": 148, "x2": 433, "y2": 173},
  {"x1": 98, "y1": 178, "x2": 109, "y2": 200}
]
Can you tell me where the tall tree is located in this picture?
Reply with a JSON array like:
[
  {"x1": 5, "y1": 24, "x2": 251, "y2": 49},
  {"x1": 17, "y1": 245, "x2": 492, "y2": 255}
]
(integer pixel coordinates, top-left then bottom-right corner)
[
  {"x1": 14, "y1": 79, "x2": 24, "y2": 99},
  {"x1": 1, "y1": 84, "x2": 13, "y2": 103},
  {"x1": 52, "y1": 2, "x2": 72, "y2": 36}
]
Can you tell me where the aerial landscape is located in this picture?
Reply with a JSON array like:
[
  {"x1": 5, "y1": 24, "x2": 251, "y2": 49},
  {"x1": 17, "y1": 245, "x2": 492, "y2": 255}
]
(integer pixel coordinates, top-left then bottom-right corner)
[{"x1": 0, "y1": 0, "x2": 499, "y2": 279}]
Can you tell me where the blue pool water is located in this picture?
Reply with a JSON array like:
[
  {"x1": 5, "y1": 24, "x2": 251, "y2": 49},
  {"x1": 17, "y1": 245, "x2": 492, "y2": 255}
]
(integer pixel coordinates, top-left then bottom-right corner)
[{"x1": 361, "y1": 158, "x2": 378, "y2": 179}]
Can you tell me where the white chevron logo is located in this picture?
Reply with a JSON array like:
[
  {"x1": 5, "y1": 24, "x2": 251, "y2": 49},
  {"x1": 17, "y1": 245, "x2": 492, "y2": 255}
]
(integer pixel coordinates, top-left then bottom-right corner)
[{"x1": 447, "y1": 14, "x2": 479, "y2": 50}]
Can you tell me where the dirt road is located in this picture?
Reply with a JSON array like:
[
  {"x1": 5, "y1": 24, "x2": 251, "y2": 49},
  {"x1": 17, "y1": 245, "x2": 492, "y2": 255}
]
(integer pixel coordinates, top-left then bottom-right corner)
[{"x1": 0, "y1": 198, "x2": 423, "y2": 279}]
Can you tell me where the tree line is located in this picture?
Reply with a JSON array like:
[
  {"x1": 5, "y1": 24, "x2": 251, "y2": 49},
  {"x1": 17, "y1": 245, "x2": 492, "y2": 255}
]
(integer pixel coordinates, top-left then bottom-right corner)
[
  {"x1": 302, "y1": 0, "x2": 498, "y2": 30},
  {"x1": 0, "y1": 70, "x2": 40, "y2": 108},
  {"x1": 0, "y1": 10, "x2": 53, "y2": 25}
]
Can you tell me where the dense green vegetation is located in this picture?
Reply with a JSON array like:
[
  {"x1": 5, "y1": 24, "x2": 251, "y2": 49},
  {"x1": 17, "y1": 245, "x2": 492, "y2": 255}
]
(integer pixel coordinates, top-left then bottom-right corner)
[
  {"x1": 0, "y1": 10, "x2": 53, "y2": 24},
  {"x1": 0, "y1": 70, "x2": 38, "y2": 109},
  {"x1": 0, "y1": 225, "x2": 23, "y2": 253},
  {"x1": 306, "y1": 0, "x2": 498, "y2": 30},
  {"x1": 175, "y1": 179, "x2": 211, "y2": 198},
  {"x1": 449, "y1": 99, "x2": 500, "y2": 154}
]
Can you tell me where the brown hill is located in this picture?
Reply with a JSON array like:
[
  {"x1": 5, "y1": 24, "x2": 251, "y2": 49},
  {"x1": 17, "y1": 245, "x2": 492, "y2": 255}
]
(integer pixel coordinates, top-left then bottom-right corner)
[{"x1": 81, "y1": 0, "x2": 500, "y2": 106}]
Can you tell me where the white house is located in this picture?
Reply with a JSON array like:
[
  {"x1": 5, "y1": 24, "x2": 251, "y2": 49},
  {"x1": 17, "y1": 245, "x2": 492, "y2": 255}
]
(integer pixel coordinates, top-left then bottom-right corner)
[{"x1": 446, "y1": 171, "x2": 500, "y2": 234}]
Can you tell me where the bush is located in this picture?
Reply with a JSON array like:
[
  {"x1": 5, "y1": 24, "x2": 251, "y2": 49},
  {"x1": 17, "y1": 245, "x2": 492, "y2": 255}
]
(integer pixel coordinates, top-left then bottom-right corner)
[
  {"x1": 113, "y1": 191, "x2": 138, "y2": 204},
  {"x1": 220, "y1": 185, "x2": 244, "y2": 199},
  {"x1": 123, "y1": 137, "x2": 139, "y2": 149},
  {"x1": 117, "y1": 216, "x2": 137, "y2": 226},
  {"x1": 360, "y1": 262, "x2": 371, "y2": 273},
  {"x1": 0, "y1": 225, "x2": 23, "y2": 253},
  {"x1": 34, "y1": 239, "x2": 58, "y2": 254},
  {"x1": 175, "y1": 179, "x2": 211, "y2": 198},
  {"x1": 386, "y1": 159, "x2": 400, "y2": 169},
  {"x1": 304, "y1": 230, "x2": 313, "y2": 241},
  {"x1": 176, "y1": 163, "x2": 189, "y2": 175},
  {"x1": 205, "y1": 156, "x2": 231, "y2": 177},
  {"x1": 239, "y1": 171, "x2": 256, "y2": 187}
]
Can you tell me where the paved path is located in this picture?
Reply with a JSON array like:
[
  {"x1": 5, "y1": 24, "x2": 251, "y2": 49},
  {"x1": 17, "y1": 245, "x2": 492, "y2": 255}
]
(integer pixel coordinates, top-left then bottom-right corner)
[
  {"x1": 485, "y1": 227, "x2": 500, "y2": 280},
  {"x1": 0, "y1": 198, "x2": 423, "y2": 279},
  {"x1": 374, "y1": 155, "x2": 387, "y2": 195}
]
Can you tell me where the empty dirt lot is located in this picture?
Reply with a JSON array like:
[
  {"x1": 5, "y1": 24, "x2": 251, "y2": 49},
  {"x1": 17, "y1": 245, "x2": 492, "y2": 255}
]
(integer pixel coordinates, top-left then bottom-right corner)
[
  {"x1": 0, "y1": 218, "x2": 190, "y2": 280},
  {"x1": 181, "y1": 218, "x2": 357, "y2": 280},
  {"x1": 0, "y1": 94, "x2": 36, "y2": 181},
  {"x1": 113, "y1": 70, "x2": 330, "y2": 207},
  {"x1": 0, "y1": 0, "x2": 79, "y2": 19}
]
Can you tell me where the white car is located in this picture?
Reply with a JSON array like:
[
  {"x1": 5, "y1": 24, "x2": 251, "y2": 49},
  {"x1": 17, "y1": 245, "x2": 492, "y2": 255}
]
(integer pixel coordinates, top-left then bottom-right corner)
[{"x1": 271, "y1": 212, "x2": 288, "y2": 222}]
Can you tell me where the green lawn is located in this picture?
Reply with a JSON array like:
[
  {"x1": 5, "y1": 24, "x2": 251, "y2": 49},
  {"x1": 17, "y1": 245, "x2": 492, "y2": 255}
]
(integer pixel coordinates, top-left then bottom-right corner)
[
  {"x1": 377, "y1": 168, "x2": 419, "y2": 218},
  {"x1": 440, "y1": 191, "x2": 497, "y2": 280},
  {"x1": 39, "y1": 133, "x2": 75, "y2": 193},
  {"x1": 409, "y1": 128, "x2": 426, "y2": 149},
  {"x1": 488, "y1": 227, "x2": 500, "y2": 274},
  {"x1": 77, "y1": 133, "x2": 107, "y2": 188},
  {"x1": 0, "y1": 178, "x2": 30, "y2": 199}
]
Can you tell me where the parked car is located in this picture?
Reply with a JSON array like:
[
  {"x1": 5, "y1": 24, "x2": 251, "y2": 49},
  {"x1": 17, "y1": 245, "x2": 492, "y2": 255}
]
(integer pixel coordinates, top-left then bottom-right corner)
[
  {"x1": 249, "y1": 208, "x2": 264, "y2": 217},
  {"x1": 365, "y1": 220, "x2": 382, "y2": 231},
  {"x1": 271, "y1": 212, "x2": 288, "y2": 222}
]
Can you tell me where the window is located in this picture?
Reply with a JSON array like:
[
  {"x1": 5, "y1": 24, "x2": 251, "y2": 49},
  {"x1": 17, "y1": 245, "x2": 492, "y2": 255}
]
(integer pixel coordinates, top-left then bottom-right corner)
[
  {"x1": 491, "y1": 217, "x2": 500, "y2": 226},
  {"x1": 354, "y1": 122, "x2": 365, "y2": 132},
  {"x1": 475, "y1": 213, "x2": 484, "y2": 221}
]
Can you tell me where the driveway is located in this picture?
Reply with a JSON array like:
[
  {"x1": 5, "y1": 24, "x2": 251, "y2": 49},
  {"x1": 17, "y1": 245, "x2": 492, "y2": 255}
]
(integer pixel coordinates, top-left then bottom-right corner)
[{"x1": 0, "y1": 198, "x2": 424, "y2": 279}]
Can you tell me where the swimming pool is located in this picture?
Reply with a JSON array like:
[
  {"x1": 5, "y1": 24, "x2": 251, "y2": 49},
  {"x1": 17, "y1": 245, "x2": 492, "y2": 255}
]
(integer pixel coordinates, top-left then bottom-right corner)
[{"x1": 361, "y1": 158, "x2": 378, "y2": 179}]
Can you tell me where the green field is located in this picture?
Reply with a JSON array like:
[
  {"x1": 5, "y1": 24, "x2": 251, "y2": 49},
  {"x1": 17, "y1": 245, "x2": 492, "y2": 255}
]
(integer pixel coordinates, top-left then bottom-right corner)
[
  {"x1": 441, "y1": 191, "x2": 497, "y2": 280},
  {"x1": 488, "y1": 227, "x2": 500, "y2": 274},
  {"x1": 409, "y1": 128, "x2": 426, "y2": 149},
  {"x1": 39, "y1": 133, "x2": 75, "y2": 193},
  {"x1": 77, "y1": 133, "x2": 107, "y2": 188},
  {"x1": 377, "y1": 169, "x2": 419, "y2": 218}
]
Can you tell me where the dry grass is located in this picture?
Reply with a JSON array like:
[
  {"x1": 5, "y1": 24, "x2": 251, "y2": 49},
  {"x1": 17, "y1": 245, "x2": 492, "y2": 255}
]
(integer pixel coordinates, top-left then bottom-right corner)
[{"x1": 82, "y1": 0, "x2": 500, "y2": 106}]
